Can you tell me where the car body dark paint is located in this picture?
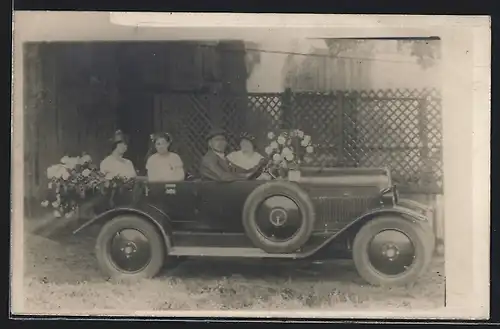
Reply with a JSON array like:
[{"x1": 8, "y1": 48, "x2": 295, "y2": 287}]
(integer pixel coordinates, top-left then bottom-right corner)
[
  {"x1": 74, "y1": 167, "x2": 431, "y2": 259},
  {"x1": 74, "y1": 203, "x2": 173, "y2": 250}
]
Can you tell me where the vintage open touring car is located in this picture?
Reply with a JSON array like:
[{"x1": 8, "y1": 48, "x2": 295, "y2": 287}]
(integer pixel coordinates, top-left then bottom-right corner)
[{"x1": 72, "y1": 163, "x2": 435, "y2": 287}]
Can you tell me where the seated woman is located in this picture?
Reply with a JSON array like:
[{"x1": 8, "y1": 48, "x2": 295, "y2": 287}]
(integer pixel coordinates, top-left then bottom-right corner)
[
  {"x1": 227, "y1": 132, "x2": 270, "y2": 180},
  {"x1": 97, "y1": 130, "x2": 137, "y2": 210},
  {"x1": 145, "y1": 132, "x2": 185, "y2": 182},
  {"x1": 100, "y1": 130, "x2": 137, "y2": 179},
  {"x1": 227, "y1": 132, "x2": 263, "y2": 171}
]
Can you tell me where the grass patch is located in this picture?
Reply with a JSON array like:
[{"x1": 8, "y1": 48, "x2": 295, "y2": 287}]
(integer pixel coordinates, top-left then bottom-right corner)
[{"x1": 21, "y1": 219, "x2": 445, "y2": 313}]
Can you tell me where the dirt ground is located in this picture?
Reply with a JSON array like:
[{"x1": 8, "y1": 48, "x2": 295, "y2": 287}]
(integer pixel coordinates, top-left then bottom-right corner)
[{"x1": 21, "y1": 218, "x2": 445, "y2": 313}]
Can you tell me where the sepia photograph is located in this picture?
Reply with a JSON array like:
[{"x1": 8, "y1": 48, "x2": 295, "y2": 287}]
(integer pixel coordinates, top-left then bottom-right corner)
[{"x1": 11, "y1": 12, "x2": 490, "y2": 319}]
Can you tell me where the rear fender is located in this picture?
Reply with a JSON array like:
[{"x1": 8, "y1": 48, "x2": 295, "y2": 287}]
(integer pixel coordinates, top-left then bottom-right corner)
[{"x1": 72, "y1": 203, "x2": 173, "y2": 250}]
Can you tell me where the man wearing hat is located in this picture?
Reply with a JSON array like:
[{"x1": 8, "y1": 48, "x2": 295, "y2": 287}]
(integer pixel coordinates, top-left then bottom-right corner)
[{"x1": 199, "y1": 128, "x2": 251, "y2": 181}]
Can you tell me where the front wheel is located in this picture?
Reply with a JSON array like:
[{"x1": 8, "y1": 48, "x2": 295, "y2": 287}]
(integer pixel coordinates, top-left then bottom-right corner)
[
  {"x1": 95, "y1": 215, "x2": 166, "y2": 280},
  {"x1": 352, "y1": 215, "x2": 433, "y2": 286}
]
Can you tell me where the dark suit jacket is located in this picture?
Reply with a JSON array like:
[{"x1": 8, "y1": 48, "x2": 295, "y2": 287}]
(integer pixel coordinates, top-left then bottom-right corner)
[{"x1": 199, "y1": 149, "x2": 249, "y2": 181}]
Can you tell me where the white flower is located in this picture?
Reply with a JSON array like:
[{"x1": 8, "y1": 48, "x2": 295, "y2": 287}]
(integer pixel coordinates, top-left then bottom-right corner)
[
  {"x1": 60, "y1": 156, "x2": 70, "y2": 164},
  {"x1": 272, "y1": 153, "x2": 282, "y2": 162},
  {"x1": 48, "y1": 182, "x2": 53, "y2": 189},
  {"x1": 301, "y1": 139, "x2": 310, "y2": 147},
  {"x1": 65, "y1": 211, "x2": 74, "y2": 219},
  {"x1": 82, "y1": 169, "x2": 91, "y2": 177},
  {"x1": 297, "y1": 130, "x2": 304, "y2": 138},
  {"x1": 270, "y1": 141, "x2": 278, "y2": 149},
  {"x1": 52, "y1": 200, "x2": 60, "y2": 208},
  {"x1": 41, "y1": 200, "x2": 49, "y2": 207},
  {"x1": 277, "y1": 136, "x2": 286, "y2": 145},
  {"x1": 264, "y1": 146, "x2": 273, "y2": 155},
  {"x1": 306, "y1": 146, "x2": 314, "y2": 153},
  {"x1": 303, "y1": 135, "x2": 311, "y2": 143},
  {"x1": 285, "y1": 153, "x2": 294, "y2": 161},
  {"x1": 267, "y1": 132, "x2": 275, "y2": 139},
  {"x1": 290, "y1": 130, "x2": 297, "y2": 137},
  {"x1": 79, "y1": 154, "x2": 92, "y2": 165},
  {"x1": 61, "y1": 170, "x2": 70, "y2": 180},
  {"x1": 281, "y1": 147, "x2": 292, "y2": 155},
  {"x1": 47, "y1": 164, "x2": 63, "y2": 179},
  {"x1": 57, "y1": 166, "x2": 68, "y2": 179},
  {"x1": 280, "y1": 161, "x2": 288, "y2": 168},
  {"x1": 64, "y1": 157, "x2": 79, "y2": 170},
  {"x1": 53, "y1": 210, "x2": 61, "y2": 218}
]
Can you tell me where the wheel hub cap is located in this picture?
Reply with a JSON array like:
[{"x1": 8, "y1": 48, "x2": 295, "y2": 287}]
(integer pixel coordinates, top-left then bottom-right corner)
[
  {"x1": 255, "y1": 196, "x2": 302, "y2": 242},
  {"x1": 367, "y1": 229, "x2": 416, "y2": 276},
  {"x1": 110, "y1": 229, "x2": 152, "y2": 273},
  {"x1": 269, "y1": 208, "x2": 287, "y2": 227}
]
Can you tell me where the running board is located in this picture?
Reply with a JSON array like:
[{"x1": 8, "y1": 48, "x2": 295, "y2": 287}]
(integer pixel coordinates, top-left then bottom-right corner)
[{"x1": 169, "y1": 246, "x2": 302, "y2": 259}]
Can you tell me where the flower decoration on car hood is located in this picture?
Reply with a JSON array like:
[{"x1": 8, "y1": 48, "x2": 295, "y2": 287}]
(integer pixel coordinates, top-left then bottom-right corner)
[{"x1": 264, "y1": 129, "x2": 316, "y2": 176}]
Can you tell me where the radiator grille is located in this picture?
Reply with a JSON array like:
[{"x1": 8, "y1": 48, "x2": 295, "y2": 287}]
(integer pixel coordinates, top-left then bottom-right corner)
[{"x1": 313, "y1": 196, "x2": 380, "y2": 231}]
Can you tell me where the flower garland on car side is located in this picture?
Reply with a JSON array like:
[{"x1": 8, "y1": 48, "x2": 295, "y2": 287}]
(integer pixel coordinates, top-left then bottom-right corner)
[
  {"x1": 264, "y1": 129, "x2": 315, "y2": 178},
  {"x1": 41, "y1": 153, "x2": 136, "y2": 218}
]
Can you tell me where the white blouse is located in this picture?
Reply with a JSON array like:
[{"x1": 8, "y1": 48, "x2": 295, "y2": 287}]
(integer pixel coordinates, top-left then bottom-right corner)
[
  {"x1": 227, "y1": 150, "x2": 263, "y2": 170},
  {"x1": 146, "y1": 152, "x2": 185, "y2": 182},
  {"x1": 100, "y1": 155, "x2": 137, "y2": 179}
]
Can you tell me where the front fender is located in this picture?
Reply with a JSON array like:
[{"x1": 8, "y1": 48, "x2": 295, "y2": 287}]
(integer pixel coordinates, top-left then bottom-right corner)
[
  {"x1": 72, "y1": 203, "x2": 173, "y2": 250},
  {"x1": 359, "y1": 205, "x2": 430, "y2": 223},
  {"x1": 294, "y1": 205, "x2": 432, "y2": 258}
]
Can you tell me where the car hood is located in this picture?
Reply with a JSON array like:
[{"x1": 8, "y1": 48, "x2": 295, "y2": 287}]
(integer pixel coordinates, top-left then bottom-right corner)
[{"x1": 295, "y1": 166, "x2": 392, "y2": 190}]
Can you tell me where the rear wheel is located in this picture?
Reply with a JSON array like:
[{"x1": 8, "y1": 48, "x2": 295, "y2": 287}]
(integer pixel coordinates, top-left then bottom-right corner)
[
  {"x1": 352, "y1": 215, "x2": 433, "y2": 286},
  {"x1": 95, "y1": 215, "x2": 166, "y2": 280}
]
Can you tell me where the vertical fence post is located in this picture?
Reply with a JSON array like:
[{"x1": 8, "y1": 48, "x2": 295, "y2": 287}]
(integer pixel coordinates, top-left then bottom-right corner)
[
  {"x1": 418, "y1": 95, "x2": 439, "y2": 247},
  {"x1": 281, "y1": 88, "x2": 292, "y2": 129},
  {"x1": 24, "y1": 43, "x2": 41, "y2": 218},
  {"x1": 418, "y1": 96, "x2": 433, "y2": 189},
  {"x1": 336, "y1": 91, "x2": 345, "y2": 167}
]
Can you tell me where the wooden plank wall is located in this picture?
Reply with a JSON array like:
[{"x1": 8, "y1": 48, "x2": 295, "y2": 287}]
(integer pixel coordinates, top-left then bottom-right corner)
[{"x1": 24, "y1": 43, "x2": 120, "y2": 216}]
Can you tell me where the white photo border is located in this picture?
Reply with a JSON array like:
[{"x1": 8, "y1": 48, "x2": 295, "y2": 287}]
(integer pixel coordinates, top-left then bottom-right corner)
[{"x1": 10, "y1": 12, "x2": 491, "y2": 320}]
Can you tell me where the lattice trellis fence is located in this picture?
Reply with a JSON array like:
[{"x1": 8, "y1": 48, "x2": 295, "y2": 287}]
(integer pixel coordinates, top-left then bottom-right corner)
[{"x1": 153, "y1": 88, "x2": 443, "y2": 194}]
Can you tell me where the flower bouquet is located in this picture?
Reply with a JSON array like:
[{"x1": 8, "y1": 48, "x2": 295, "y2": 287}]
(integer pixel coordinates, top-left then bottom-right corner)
[
  {"x1": 41, "y1": 153, "x2": 136, "y2": 218},
  {"x1": 264, "y1": 129, "x2": 315, "y2": 179}
]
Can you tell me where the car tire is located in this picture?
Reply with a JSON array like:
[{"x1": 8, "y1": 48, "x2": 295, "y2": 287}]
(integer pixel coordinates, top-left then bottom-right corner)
[
  {"x1": 352, "y1": 215, "x2": 433, "y2": 286},
  {"x1": 242, "y1": 181, "x2": 316, "y2": 254},
  {"x1": 95, "y1": 214, "x2": 166, "y2": 280},
  {"x1": 416, "y1": 220, "x2": 436, "y2": 255}
]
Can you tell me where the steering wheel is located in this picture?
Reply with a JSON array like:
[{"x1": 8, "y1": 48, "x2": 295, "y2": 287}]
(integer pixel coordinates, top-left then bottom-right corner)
[{"x1": 247, "y1": 158, "x2": 270, "y2": 180}]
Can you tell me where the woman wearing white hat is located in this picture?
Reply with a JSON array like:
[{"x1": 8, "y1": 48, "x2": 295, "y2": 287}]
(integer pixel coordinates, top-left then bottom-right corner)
[{"x1": 99, "y1": 130, "x2": 137, "y2": 179}]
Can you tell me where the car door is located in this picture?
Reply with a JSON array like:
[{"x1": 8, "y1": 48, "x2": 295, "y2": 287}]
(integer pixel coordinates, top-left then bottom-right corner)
[
  {"x1": 146, "y1": 181, "x2": 199, "y2": 223},
  {"x1": 196, "y1": 180, "x2": 265, "y2": 231}
]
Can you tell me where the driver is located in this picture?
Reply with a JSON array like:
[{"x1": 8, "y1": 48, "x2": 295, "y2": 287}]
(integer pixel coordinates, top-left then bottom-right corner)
[{"x1": 199, "y1": 128, "x2": 252, "y2": 181}]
